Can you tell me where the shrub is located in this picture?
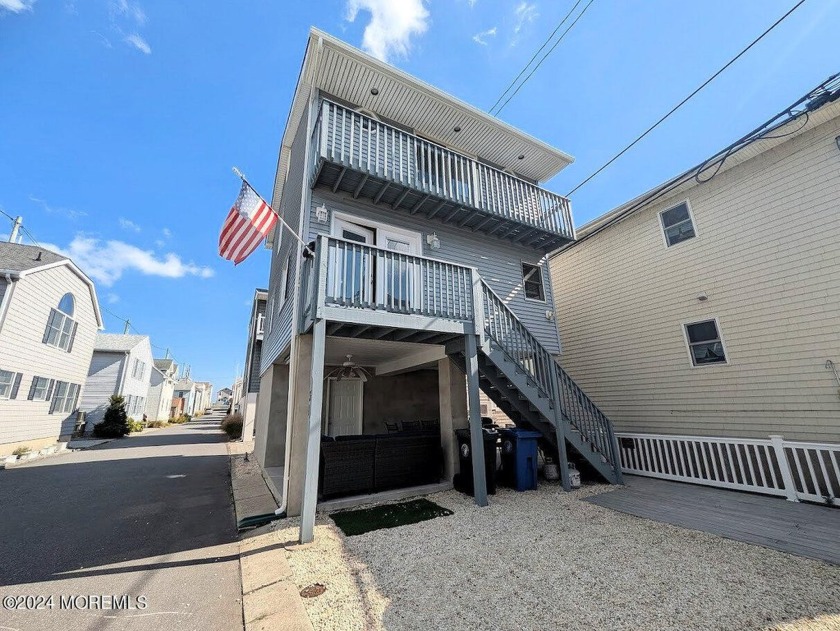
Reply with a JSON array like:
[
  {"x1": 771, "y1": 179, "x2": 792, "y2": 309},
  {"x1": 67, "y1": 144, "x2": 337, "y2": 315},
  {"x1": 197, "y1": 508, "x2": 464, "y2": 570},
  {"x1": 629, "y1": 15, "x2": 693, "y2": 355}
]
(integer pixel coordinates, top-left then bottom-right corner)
[
  {"x1": 12, "y1": 446, "x2": 31, "y2": 456},
  {"x1": 127, "y1": 417, "x2": 144, "y2": 433},
  {"x1": 221, "y1": 413, "x2": 243, "y2": 440},
  {"x1": 147, "y1": 420, "x2": 167, "y2": 428},
  {"x1": 169, "y1": 413, "x2": 190, "y2": 425},
  {"x1": 93, "y1": 395, "x2": 130, "y2": 438}
]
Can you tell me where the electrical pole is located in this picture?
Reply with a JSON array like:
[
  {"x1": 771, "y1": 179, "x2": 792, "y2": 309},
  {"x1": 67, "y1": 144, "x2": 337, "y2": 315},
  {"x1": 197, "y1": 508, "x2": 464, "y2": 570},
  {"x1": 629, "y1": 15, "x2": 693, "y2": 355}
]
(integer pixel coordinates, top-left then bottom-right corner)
[
  {"x1": 123, "y1": 319, "x2": 131, "y2": 334},
  {"x1": 8, "y1": 216, "x2": 22, "y2": 243}
]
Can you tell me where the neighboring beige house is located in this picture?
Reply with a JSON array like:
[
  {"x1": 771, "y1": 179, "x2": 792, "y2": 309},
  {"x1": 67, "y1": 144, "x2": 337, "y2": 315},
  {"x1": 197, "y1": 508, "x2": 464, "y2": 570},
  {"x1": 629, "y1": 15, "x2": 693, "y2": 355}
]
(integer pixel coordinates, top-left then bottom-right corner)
[
  {"x1": 193, "y1": 381, "x2": 213, "y2": 414},
  {"x1": 173, "y1": 378, "x2": 197, "y2": 416},
  {"x1": 0, "y1": 242, "x2": 103, "y2": 454},
  {"x1": 550, "y1": 79, "x2": 840, "y2": 505},
  {"x1": 80, "y1": 333, "x2": 154, "y2": 428},
  {"x1": 146, "y1": 358, "x2": 178, "y2": 422}
]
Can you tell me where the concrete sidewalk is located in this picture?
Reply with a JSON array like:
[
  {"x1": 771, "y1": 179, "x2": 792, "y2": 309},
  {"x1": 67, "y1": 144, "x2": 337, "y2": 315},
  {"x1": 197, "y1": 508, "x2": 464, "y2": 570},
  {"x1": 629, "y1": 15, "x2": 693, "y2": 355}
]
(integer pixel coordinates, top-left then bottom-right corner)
[{"x1": 229, "y1": 442, "x2": 313, "y2": 631}]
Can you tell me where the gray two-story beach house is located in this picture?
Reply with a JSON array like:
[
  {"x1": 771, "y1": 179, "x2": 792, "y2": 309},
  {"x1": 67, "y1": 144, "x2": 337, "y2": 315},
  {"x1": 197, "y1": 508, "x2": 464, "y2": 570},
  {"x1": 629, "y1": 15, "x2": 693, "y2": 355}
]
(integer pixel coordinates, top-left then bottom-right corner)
[{"x1": 254, "y1": 29, "x2": 621, "y2": 542}]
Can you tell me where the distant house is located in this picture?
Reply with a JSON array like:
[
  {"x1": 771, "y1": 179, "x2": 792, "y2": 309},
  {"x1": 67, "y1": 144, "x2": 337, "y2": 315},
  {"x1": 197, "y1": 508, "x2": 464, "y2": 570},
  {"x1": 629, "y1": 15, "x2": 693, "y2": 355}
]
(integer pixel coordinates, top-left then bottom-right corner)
[
  {"x1": 194, "y1": 381, "x2": 213, "y2": 413},
  {"x1": 173, "y1": 379, "x2": 197, "y2": 416},
  {"x1": 241, "y1": 288, "x2": 266, "y2": 438},
  {"x1": 79, "y1": 333, "x2": 153, "y2": 429},
  {"x1": 217, "y1": 387, "x2": 233, "y2": 404},
  {"x1": 549, "y1": 80, "x2": 840, "y2": 505},
  {"x1": 0, "y1": 242, "x2": 103, "y2": 454},
  {"x1": 231, "y1": 376, "x2": 244, "y2": 412},
  {"x1": 146, "y1": 358, "x2": 178, "y2": 422}
]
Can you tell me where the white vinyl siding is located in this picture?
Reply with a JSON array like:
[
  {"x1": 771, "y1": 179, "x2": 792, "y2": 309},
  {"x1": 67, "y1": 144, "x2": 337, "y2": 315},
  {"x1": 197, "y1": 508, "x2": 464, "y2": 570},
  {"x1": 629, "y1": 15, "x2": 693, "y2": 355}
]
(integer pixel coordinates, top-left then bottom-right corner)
[
  {"x1": 550, "y1": 112, "x2": 840, "y2": 443},
  {"x1": 0, "y1": 265, "x2": 98, "y2": 447}
]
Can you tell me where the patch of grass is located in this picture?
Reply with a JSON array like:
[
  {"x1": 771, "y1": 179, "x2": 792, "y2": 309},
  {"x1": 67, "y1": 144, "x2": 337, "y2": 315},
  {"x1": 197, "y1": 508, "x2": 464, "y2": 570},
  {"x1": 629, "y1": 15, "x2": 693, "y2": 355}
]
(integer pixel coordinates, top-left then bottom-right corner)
[
  {"x1": 12, "y1": 446, "x2": 31, "y2": 456},
  {"x1": 330, "y1": 499, "x2": 453, "y2": 537},
  {"x1": 147, "y1": 420, "x2": 167, "y2": 428}
]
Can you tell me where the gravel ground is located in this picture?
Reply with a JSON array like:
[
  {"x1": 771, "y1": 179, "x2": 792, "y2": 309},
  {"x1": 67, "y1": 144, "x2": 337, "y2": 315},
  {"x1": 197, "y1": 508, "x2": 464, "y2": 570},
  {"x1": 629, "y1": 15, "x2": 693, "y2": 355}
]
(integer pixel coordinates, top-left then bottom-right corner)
[{"x1": 273, "y1": 485, "x2": 840, "y2": 631}]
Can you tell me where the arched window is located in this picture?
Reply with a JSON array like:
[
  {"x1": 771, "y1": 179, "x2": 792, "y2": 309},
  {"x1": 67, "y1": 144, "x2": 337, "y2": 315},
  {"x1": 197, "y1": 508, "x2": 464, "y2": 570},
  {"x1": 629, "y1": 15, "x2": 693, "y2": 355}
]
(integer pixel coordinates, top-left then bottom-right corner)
[
  {"x1": 43, "y1": 293, "x2": 77, "y2": 352},
  {"x1": 58, "y1": 293, "x2": 75, "y2": 316}
]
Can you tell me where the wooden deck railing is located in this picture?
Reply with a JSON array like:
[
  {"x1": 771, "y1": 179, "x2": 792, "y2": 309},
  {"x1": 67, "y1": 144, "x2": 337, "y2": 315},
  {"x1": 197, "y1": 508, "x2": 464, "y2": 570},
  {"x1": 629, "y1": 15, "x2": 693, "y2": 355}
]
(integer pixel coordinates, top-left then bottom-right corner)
[{"x1": 313, "y1": 100, "x2": 574, "y2": 240}]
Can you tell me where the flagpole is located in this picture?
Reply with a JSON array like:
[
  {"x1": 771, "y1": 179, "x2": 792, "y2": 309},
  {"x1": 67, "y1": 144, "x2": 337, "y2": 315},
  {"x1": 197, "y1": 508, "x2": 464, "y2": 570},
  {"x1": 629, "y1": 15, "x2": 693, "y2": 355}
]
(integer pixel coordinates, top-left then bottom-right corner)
[{"x1": 232, "y1": 167, "x2": 313, "y2": 256}]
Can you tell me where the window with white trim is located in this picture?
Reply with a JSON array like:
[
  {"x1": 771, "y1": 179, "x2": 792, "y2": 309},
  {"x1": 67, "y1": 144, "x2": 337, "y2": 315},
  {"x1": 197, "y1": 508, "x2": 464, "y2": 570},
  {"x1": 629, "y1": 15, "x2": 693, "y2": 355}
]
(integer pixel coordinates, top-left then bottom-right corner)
[
  {"x1": 521, "y1": 263, "x2": 546, "y2": 301},
  {"x1": 278, "y1": 256, "x2": 291, "y2": 311},
  {"x1": 43, "y1": 293, "x2": 77, "y2": 352},
  {"x1": 685, "y1": 320, "x2": 727, "y2": 366},
  {"x1": 131, "y1": 358, "x2": 146, "y2": 380},
  {"x1": 660, "y1": 202, "x2": 696, "y2": 247},
  {"x1": 0, "y1": 370, "x2": 16, "y2": 399},
  {"x1": 51, "y1": 381, "x2": 79, "y2": 414}
]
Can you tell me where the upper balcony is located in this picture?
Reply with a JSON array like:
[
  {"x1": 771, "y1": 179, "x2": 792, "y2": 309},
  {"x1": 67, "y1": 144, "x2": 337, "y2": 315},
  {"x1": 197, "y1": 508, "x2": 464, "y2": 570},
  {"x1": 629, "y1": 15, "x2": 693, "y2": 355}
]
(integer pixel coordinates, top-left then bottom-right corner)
[{"x1": 310, "y1": 100, "x2": 575, "y2": 252}]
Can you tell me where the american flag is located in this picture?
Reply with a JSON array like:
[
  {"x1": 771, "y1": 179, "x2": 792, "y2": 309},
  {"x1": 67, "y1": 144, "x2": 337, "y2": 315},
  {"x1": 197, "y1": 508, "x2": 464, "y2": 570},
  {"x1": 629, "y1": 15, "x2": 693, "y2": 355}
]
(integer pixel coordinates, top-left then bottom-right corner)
[{"x1": 218, "y1": 181, "x2": 278, "y2": 265}]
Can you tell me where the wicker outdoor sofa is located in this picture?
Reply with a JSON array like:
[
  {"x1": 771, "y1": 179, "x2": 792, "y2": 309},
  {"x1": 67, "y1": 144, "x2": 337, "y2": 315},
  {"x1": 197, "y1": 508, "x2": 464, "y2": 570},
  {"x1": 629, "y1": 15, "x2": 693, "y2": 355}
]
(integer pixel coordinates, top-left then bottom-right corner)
[{"x1": 319, "y1": 430, "x2": 442, "y2": 499}]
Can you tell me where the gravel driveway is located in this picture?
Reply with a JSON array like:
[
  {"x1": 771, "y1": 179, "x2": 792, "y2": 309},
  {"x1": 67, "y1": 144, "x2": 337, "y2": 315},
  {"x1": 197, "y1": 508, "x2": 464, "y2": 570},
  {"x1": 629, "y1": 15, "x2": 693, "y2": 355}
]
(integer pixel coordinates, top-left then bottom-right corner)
[{"x1": 274, "y1": 485, "x2": 840, "y2": 631}]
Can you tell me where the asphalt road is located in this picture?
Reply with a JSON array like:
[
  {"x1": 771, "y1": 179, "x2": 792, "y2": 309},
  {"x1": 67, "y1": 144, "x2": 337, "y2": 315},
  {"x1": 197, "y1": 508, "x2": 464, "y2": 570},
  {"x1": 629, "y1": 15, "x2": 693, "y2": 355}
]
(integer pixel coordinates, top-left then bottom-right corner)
[{"x1": 0, "y1": 419, "x2": 243, "y2": 631}]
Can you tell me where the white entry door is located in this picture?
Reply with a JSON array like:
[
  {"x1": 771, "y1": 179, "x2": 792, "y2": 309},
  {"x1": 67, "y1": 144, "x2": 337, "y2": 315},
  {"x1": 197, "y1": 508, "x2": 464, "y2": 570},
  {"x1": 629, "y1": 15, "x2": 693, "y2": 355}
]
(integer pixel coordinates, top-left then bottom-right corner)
[
  {"x1": 326, "y1": 379, "x2": 363, "y2": 437},
  {"x1": 331, "y1": 218, "x2": 375, "y2": 305},
  {"x1": 375, "y1": 227, "x2": 422, "y2": 312}
]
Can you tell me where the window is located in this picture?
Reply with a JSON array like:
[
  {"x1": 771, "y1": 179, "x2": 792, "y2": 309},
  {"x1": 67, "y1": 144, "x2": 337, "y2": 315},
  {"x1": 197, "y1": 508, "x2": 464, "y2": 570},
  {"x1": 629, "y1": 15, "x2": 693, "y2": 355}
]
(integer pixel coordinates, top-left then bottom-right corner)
[
  {"x1": 278, "y1": 256, "x2": 291, "y2": 311},
  {"x1": 50, "y1": 381, "x2": 79, "y2": 414},
  {"x1": 660, "y1": 201, "x2": 696, "y2": 247},
  {"x1": 0, "y1": 370, "x2": 17, "y2": 399},
  {"x1": 28, "y1": 376, "x2": 52, "y2": 401},
  {"x1": 132, "y1": 358, "x2": 146, "y2": 380},
  {"x1": 43, "y1": 293, "x2": 77, "y2": 352},
  {"x1": 522, "y1": 263, "x2": 546, "y2": 301},
  {"x1": 685, "y1": 319, "x2": 727, "y2": 366}
]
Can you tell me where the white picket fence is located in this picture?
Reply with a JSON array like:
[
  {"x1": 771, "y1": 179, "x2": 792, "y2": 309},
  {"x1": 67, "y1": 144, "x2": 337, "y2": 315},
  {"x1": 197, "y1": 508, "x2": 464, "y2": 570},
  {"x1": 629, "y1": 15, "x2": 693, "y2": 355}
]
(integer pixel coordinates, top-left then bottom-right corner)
[{"x1": 616, "y1": 432, "x2": 840, "y2": 507}]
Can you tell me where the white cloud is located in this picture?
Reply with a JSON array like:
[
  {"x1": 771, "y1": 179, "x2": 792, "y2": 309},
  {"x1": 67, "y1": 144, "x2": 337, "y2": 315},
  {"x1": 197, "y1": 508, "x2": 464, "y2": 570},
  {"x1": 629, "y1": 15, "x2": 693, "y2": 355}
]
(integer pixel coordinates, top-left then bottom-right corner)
[
  {"x1": 124, "y1": 33, "x2": 150, "y2": 54},
  {"x1": 162, "y1": 227, "x2": 171, "y2": 238},
  {"x1": 514, "y1": 1, "x2": 538, "y2": 34},
  {"x1": 112, "y1": 0, "x2": 145, "y2": 25},
  {"x1": 29, "y1": 194, "x2": 87, "y2": 220},
  {"x1": 345, "y1": 0, "x2": 429, "y2": 62},
  {"x1": 44, "y1": 235, "x2": 214, "y2": 287},
  {"x1": 107, "y1": 292, "x2": 120, "y2": 304},
  {"x1": 472, "y1": 26, "x2": 497, "y2": 46},
  {"x1": 0, "y1": 0, "x2": 35, "y2": 13},
  {"x1": 467, "y1": 0, "x2": 477, "y2": 6},
  {"x1": 118, "y1": 217, "x2": 141, "y2": 232}
]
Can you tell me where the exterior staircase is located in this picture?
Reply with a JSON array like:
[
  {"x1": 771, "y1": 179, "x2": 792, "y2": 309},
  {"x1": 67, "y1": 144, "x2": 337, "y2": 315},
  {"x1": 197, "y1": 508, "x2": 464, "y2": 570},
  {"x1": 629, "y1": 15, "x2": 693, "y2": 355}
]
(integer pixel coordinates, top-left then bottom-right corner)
[{"x1": 448, "y1": 280, "x2": 622, "y2": 485}]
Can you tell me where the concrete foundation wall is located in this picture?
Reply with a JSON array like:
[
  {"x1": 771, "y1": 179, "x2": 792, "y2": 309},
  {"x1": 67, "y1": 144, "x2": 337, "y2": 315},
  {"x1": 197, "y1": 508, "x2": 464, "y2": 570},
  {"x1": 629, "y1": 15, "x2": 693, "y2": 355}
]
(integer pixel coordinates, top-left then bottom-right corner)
[
  {"x1": 438, "y1": 357, "x2": 469, "y2": 484},
  {"x1": 253, "y1": 364, "x2": 289, "y2": 469}
]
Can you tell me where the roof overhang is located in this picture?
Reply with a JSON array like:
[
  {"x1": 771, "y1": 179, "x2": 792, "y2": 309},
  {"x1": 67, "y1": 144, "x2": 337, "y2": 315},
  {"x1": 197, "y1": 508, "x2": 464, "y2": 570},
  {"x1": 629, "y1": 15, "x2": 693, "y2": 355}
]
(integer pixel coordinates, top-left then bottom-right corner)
[
  {"x1": 0, "y1": 259, "x2": 104, "y2": 329},
  {"x1": 268, "y1": 27, "x2": 574, "y2": 247}
]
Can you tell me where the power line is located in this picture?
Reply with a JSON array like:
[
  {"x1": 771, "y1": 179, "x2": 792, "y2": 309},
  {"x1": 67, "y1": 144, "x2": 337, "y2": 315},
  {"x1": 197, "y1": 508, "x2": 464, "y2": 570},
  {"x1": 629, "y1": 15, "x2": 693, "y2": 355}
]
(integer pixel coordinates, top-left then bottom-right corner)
[
  {"x1": 100, "y1": 306, "x2": 182, "y2": 365},
  {"x1": 1, "y1": 209, "x2": 42, "y2": 246},
  {"x1": 491, "y1": 0, "x2": 596, "y2": 116},
  {"x1": 565, "y1": 0, "x2": 807, "y2": 197},
  {"x1": 488, "y1": 0, "x2": 584, "y2": 115}
]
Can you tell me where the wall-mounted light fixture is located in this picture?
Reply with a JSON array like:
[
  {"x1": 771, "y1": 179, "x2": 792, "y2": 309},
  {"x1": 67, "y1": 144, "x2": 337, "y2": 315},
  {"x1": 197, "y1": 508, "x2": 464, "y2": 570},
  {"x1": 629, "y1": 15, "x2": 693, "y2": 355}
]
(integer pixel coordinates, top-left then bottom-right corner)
[
  {"x1": 697, "y1": 292, "x2": 708, "y2": 302},
  {"x1": 836, "y1": 135, "x2": 840, "y2": 152},
  {"x1": 370, "y1": 87, "x2": 380, "y2": 96},
  {"x1": 426, "y1": 232, "x2": 441, "y2": 249},
  {"x1": 315, "y1": 204, "x2": 329, "y2": 223}
]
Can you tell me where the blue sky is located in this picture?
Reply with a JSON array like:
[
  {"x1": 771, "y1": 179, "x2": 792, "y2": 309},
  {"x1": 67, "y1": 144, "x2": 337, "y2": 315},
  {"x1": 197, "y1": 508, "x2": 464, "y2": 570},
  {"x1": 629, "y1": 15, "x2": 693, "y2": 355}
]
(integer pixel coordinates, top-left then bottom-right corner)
[{"x1": 1, "y1": 0, "x2": 838, "y2": 392}]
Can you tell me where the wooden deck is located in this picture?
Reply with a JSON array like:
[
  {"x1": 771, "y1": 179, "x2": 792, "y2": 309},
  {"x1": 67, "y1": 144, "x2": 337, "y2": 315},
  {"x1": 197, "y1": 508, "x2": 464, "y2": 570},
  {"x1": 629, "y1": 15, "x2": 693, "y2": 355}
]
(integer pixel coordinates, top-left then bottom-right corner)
[{"x1": 586, "y1": 475, "x2": 840, "y2": 565}]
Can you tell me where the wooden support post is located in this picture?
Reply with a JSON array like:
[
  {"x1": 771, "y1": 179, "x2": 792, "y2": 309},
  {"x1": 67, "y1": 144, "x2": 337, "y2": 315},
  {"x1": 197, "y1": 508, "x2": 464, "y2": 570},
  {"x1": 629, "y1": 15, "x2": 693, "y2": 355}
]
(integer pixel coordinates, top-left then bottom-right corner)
[
  {"x1": 549, "y1": 365, "x2": 571, "y2": 492},
  {"x1": 464, "y1": 333, "x2": 489, "y2": 507},
  {"x1": 299, "y1": 318, "x2": 327, "y2": 543}
]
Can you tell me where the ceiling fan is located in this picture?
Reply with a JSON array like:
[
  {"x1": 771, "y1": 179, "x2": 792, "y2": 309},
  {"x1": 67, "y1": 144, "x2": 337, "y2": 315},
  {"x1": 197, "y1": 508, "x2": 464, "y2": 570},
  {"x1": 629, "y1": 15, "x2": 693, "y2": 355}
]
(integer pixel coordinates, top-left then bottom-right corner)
[{"x1": 325, "y1": 355, "x2": 372, "y2": 382}]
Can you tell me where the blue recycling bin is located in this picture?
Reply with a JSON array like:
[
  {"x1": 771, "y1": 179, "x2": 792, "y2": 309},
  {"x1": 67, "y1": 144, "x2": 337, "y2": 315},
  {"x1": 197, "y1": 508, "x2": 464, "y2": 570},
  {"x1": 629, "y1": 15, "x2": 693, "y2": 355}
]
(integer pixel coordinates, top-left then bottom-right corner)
[{"x1": 499, "y1": 428, "x2": 541, "y2": 491}]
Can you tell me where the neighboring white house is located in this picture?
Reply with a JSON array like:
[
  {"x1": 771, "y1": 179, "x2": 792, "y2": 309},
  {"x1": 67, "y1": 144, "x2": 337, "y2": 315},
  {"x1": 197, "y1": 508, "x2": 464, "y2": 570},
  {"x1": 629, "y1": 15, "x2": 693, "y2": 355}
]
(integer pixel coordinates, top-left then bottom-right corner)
[
  {"x1": 549, "y1": 79, "x2": 840, "y2": 504},
  {"x1": 0, "y1": 242, "x2": 103, "y2": 455},
  {"x1": 80, "y1": 333, "x2": 153, "y2": 428},
  {"x1": 241, "y1": 288, "x2": 266, "y2": 439},
  {"x1": 231, "y1": 376, "x2": 243, "y2": 412},
  {"x1": 194, "y1": 381, "x2": 213, "y2": 413},
  {"x1": 217, "y1": 387, "x2": 233, "y2": 404},
  {"x1": 146, "y1": 358, "x2": 178, "y2": 422}
]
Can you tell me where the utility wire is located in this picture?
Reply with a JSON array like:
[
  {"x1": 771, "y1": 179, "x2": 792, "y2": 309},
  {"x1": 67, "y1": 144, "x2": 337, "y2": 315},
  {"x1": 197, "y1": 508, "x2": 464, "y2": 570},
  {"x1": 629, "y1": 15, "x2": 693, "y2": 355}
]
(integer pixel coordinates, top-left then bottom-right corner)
[
  {"x1": 100, "y1": 306, "x2": 183, "y2": 366},
  {"x1": 488, "y1": 0, "x2": 584, "y2": 114},
  {"x1": 492, "y1": 0, "x2": 596, "y2": 116},
  {"x1": 565, "y1": 0, "x2": 807, "y2": 197},
  {"x1": 1, "y1": 208, "x2": 42, "y2": 246}
]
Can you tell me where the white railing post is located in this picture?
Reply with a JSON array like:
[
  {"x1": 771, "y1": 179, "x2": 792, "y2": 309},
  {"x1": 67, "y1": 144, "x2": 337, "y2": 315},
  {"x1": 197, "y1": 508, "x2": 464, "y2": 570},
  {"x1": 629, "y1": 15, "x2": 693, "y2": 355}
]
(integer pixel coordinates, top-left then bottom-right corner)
[
  {"x1": 769, "y1": 434, "x2": 799, "y2": 502},
  {"x1": 315, "y1": 235, "x2": 329, "y2": 320}
]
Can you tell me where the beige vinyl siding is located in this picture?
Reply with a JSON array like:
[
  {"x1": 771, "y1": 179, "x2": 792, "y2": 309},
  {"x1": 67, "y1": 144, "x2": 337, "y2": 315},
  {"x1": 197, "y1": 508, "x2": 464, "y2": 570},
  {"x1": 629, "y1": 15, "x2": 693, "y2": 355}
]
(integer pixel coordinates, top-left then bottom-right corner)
[
  {"x1": 0, "y1": 266, "x2": 98, "y2": 446},
  {"x1": 550, "y1": 114, "x2": 840, "y2": 443}
]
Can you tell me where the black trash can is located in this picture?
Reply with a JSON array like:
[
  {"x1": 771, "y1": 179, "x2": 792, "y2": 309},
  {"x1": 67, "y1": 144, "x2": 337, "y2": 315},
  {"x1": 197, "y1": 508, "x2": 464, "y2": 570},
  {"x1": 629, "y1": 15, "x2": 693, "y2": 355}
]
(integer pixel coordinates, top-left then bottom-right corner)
[{"x1": 454, "y1": 427, "x2": 498, "y2": 496}]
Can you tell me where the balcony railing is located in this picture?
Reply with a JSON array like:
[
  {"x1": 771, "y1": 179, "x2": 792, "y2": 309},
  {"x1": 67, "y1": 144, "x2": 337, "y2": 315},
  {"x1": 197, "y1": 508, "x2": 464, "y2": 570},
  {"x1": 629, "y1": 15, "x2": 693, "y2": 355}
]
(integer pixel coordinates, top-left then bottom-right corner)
[
  {"x1": 312, "y1": 100, "x2": 574, "y2": 244},
  {"x1": 301, "y1": 235, "x2": 474, "y2": 328}
]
